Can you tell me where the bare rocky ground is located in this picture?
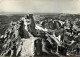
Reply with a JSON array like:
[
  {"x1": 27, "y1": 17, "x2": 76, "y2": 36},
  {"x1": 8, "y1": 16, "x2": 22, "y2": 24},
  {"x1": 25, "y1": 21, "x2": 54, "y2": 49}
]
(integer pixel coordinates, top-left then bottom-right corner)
[{"x1": 0, "y1": 14, "x2": 80, "y2": 57}]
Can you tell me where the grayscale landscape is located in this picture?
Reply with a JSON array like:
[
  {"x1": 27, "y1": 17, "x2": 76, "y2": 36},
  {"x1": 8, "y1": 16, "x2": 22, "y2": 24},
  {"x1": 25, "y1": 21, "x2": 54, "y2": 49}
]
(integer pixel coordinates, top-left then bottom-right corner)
[{"x1": 0, "y1": 13, "x2": 80, "y2": 57}]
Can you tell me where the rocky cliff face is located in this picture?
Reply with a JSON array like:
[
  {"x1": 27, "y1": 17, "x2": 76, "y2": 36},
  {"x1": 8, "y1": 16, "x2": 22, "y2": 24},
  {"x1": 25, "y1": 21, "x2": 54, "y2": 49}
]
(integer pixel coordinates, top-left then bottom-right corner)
[
  {"x1": 0, "y1": 19, "x2": 21, "y2": 55},
  {"x1": 0, "y1": 16, "x2": 37, "y2": 57}
]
